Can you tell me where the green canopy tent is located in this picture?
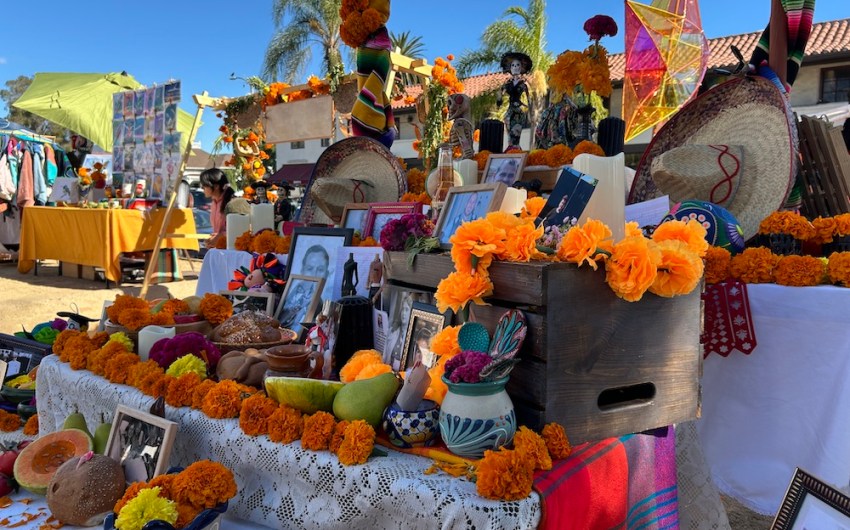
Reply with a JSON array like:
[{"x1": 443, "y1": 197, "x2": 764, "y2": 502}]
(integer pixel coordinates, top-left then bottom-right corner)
[{"x1": 12, "y1": 72, "x2": 197, "y2": 152}]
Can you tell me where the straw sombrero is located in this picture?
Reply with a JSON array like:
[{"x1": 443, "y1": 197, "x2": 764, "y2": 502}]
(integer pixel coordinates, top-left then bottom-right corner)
[
  {"x1": 628, "y1": 75, "x2": 798, "y2": 240},
  {"x1": 297, "y1": 137, "x2": 406, "y2": 225}
]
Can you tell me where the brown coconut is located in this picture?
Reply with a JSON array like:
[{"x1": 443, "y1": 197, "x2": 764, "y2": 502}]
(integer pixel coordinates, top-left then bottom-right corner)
[{"x1": 47, "y1": 453, "x2": 126, "y2": 526}]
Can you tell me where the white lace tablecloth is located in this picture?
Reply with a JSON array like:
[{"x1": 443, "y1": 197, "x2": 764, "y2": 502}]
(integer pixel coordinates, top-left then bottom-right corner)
[
  {"x1": 196, "y1": 249, "x2": 288, "y2": 297},
  {"x1": 35, "y1": 355, "x2": 541, "y2": 530}
]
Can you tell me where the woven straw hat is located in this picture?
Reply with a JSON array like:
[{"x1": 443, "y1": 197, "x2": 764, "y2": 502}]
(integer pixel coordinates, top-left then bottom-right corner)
[
  {"x1": 629, "y1": 75, "x2": 798, "y2": 240},
  {"x1": 298, "y1": 137, "x2": 407, "y2": 225}
]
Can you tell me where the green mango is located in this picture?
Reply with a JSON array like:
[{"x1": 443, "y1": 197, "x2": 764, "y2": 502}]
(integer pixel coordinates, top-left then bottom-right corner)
[
  {"x1": 93, "y1": 422, "x2": 112, "y2": 455},
  {"x1": 332, "y1": 372, "x2": 400, "y2": 427},
  {"x1": 63, "y1": 412, "x2": 93, "y2": 441}
]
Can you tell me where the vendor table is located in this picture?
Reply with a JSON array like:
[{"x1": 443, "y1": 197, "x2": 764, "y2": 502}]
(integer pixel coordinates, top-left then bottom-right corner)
[
  {"x1": 17, "y1": 206, "x2": 199, "y2": 283},
  {"x1": 196, "y1": 249, "x2": 288, "y2": 296},
  {"x1": 33, "y1": 355, "x2": 694, "y2": 530},
  {"x1": 698, "y1": 284, "x2": 850, "y2": 515}
]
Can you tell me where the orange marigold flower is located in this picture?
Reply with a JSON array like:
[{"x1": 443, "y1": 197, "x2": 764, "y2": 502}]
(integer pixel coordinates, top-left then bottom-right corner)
[
  {"x1": 138, "y1": 370, "x2": 167, "y2": 396},
  {"x1": 329, "y1": 420, "x2": 350, "y2": 454},
  {"x1": 52, "y1": 329, "x2": 78, "y2": 358},
  {"x1": 23, "y1": 413, "x2": 39, "y2": 435},
  {"x1": 172, "y1": 460, "x2": 237, "y2": 510},
  {"x1": 104, "y1": 352, "x2": 141, "y2": 384},
  {"x1": 526, "y1": 149, "x2": 547, "y2": 167},
  {"x1": 107, "y1": 294, "x2": 149, "y2": 323},
  {"x1": 773, "y1": 255, "x2": 824, "y2": 287},
  {"x1": 0, "y1": 409, "x2": 22, "y2": 432},
  {"x1": 275, "y1": 234, "x2": 292, "y2": 254},
  {"x1": 114, "y1": 481, "x2": 149, "y2": 514},
  {"x1": 430, "y1": 326, "x2": 461, "y2": 359},
  {"x1": 828, "y1": 251, "x2": 850, "y2": 286},
  {"x1": 268, "y1": 405, "x2": 304, "y2": 444},
  {"x1": 520, "y1": 197, "x2": 546, "y2": 220},
  {"x1": 835, "y1": 214, "x2": 850, "y2": 236},
  {"x1": 301, "y1": 411, "x2": 336, "y2": 451},
  {"x1": 450, "y1": 218, "x2": 507, "y2": 274},
  {"x1": 151, "y1": 311, "x2": 175, "y2": 326},
  {"x1": 572, "y1": 140, "x2": 605, "y2": 158},
  {"x1": 652, "y1": 219, "x2": 709, "y2": 258},
  {"x1": 649, "y1": 240, "x2": 704, "y2": 297},
  {"x1": 117, "y1": 307, "x2": 153, "y2": 332},
  {"x1": 704, "y1": 246, "x2": 732, "y2": 284},
  {"x1": 239, "y1": 393, "x2": 279, "y2": 436},
  {"x1": 605, "y1": 236, "x2": 661, "y2": 302},
  {"x1": 545, "y1": 144, "x2": 573, "y2": 167},
  {"x1": 250, "y1": 230, "x2": 279, "y2": 254},
  {"x1": 148, "y1": 473, "x2": 176, "y2": 499},
  {"x1": 625, "y1": 221, "x2": 643, "y2": 238},
  {"x1": 127, "y1": 360, "x2": 162, "y2": 388},
  {"x1": 166, "y1": 372, "x2": 202, "y2": 408},
  {"x1": 175, "y1": 502, "x2": 203, "y2": 529},
  {"x1": 358, "y1": 236, "x2": 381, "y2": 246},
  {"x1": 202, "y1": 380, "x2": 247, "y2": 419},
  {"x1": 504, "y1": 221, "x2": 545, "y2": 262},
  {"x1": 513, "y1": 426, "x2": 552, "y2": 471},
  {"x1": 160, "y1": 299, "x2": 190, "y2": 316},
  {"x1": 758, "y1": 211, "x2": 815, "y2": 240},
  {"x1": 811, "y1": 216, "x2": 837, "y2": 244},
  {"x1": 541, "y1": 423, "x2": 572, "y2": 459},
  {"x1": 730, "y1": 247, "x2": 779, "y2": 283},
  {"x1": 473, "y1": 129, "x2": 480, "y2": 142},
  {"x1": 337, "y1": 420, "x2": 376, "y2": 466},
  {"x1": 340, "y1": 349, "x2": 384, "y2": 383},
  {"x1": 355, "y1": 362, "x2": 392, "y2": 381},
  {"x1": 426, "y1": 355, "x2": 450, "y2": 404},
  {"x1": 557, "y1": 218, "x2": 613, "y2": 270},
  {"x1": 475, "y1": 150, "x2": 491, "y2": 171},
  {"x1": 199, "y1": 293, "x2": 233, "y2": 326},
  {"x1": 191, "y1": 379, "x2": 218, "y2": 410},
  {"x1": 435, "y1": 270, "x2": 494, "y2": 314},
  {"x1": 234, "y1": 231, "x2": 254, "y2": 252},
  {"x1": 475, "y1": 448, "x2": 534, "y2": 500}
]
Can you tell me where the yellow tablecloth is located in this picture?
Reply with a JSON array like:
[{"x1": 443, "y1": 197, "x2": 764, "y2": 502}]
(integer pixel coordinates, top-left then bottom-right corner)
[{"x1": 17, "y1": 206, "x2": 199, "y2": 282}]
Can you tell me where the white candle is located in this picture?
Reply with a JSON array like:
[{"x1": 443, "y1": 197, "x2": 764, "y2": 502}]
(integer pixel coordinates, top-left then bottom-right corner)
[
  {"x1": 226, "y1": 213, "x2": 250, "y2": 250},
  {"x1": 456, "y1": 159, "x2": 479, "y2": 186},
  {"x1": 499, "y1": 187, "x2": 527, "y2": 215},
  {"x1": 137, "y1": 325, "x2": 176, "y2": 362},
  {"x1": 251, "y1": 203, "x2": 275, "y2": 233},
  {"x1": 574, "y1": 152, "x2": 626, "y2": 242}
]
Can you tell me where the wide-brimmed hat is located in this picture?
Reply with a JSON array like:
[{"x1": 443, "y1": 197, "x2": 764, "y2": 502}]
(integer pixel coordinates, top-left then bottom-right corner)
[
  {"x1": 629, "y1": 75, "x2": 798, "y2": 240},
  {"x1": 500, "y1": 52, "x2": 532, "y2": 74},
  {"x1": 298, "y1": 137, "x2": 407, "y2": 225}
]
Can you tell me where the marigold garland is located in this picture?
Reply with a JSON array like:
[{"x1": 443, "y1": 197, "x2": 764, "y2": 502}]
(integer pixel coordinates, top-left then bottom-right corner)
[
  {"x1": 202, "y1": 380, "x2": 248, "y2": 419},
  {"x1": 337, "y1": 420, "x2": 376, "y2": 466},
  {"x1": 23, "y1": 413, "x2": 39, "y2": 435},
  {"x1": 329, "y1": 420, "x2": 350, "y2": 454},
  {"x1": 649, "y1": 240, "x2": 705, "y2": 297},
  {"x1": 199, "y1": 293, "x2": 233, "y2": 326},
  {"x1": 774, "y1": 255, "x2": 825, "y2": 287},
  {"x1": 234, "y1": 231, "x2": 254, "y2": 252},
  {"x1": 557, "y1": 218, "x2": 613, "y2": 270},
  {"x1": 572, "y1": 140, "x2": 605, "y2": 158},
  {"x1": 475, "y1": 448, "x2": 534, "y2": 501},
  {"x1": 127, "y1": 360, "x2": 162, "y2": 388},
  {"x1": 758, "y1": 211, "x2": 815, "y2": 240},
  {"x1": 730, "y1": 247, "x2": 779, "y2": 284},
  {"x1": 166, "y1": 372, "x2": 202, "y2": 408},
  {"x1": 104, "y1": 353, "x2": 141, "y2": 384},
  {"x1": 191, "y1": 379, "x2": 218, "y2": 410},
  {"x1": 301, "y1": 411, "x2": 336, "y2": 451},
  {"x1": 828, "y1": 252, "x2": 850, "y2": 286},
  {"x1": 267, "y1": 405, "x2": 304, "y2": 444},
  {"x1": 0, "y1": 409, "x2": 22, "y2": 432},
  {"x1": 704, "y1": 246, "x2": 732, "y2": 284},
  {"x1": 513, "y1": 426, "x2": 552, "y2": 471},
  {"x1": 541, "y1": 422, "x2": 572, "y2": 459},
  {"x1": 171, "y1": 460, "x2": 237, "y2": 510},
  {"x1": 239, "y1": 393, "x2": 279, "y2": 436}
]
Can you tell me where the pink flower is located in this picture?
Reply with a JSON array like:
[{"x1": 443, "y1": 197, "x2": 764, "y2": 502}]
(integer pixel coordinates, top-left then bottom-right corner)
[{"x1": 584, "y1": 15, "x2": 618, "y2": 41}]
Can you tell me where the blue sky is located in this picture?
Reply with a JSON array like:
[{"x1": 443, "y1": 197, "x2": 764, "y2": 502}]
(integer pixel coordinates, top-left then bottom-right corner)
[{"x1": 0, "y1": 0, "x2": 845, "y2": 151}]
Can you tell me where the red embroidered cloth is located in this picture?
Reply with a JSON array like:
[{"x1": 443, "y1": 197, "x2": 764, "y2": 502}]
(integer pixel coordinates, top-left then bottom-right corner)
[{"x1": 702, "y1": 280, "x2": 758, "y2": 357}]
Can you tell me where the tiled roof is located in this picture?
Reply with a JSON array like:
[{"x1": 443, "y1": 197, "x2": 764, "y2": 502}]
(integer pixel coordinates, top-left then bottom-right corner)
[
  {"x1": 187, "y1": 148, "x2": 230, "y2": 169},
  {"x1": 391, "y1": 18, "x2": 849, "y2": 107},
  {"x1": 608, "y1": 18, "x2": 850, "y2": 82}
]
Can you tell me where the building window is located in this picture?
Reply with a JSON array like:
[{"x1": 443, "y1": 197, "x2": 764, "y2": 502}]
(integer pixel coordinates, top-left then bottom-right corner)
[
  {"x1": 320, "y1": 138, "x2": 330, "y2": 147},
  {"x1": 821, "y1": 66, "x2": 850, "y2": 103},
  {"x1": 291, "y1": 141, "x2": 305, "y2": 149}
]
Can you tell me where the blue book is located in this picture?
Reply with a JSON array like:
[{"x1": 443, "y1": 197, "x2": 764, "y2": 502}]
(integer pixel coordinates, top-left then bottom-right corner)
[{"x1": 537, "y1": 166, "x2": 598, "y2": 228}]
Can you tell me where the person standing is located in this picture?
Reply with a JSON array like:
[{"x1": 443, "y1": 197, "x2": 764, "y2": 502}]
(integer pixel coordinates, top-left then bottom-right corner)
[{"x1": 200, "y1": 168, "x2": 250, "y2": 248}]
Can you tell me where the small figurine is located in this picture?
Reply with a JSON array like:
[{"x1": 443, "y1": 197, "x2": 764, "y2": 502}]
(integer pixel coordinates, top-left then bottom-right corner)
[
  {"x1": 447, "y1": 94, "x2": 475, "y2": 159},
  {"x1": 228, "y1": 253, "x2": 286, "y2": 294},
  {"x1": 367, "y1": 253, "x2": 383, "y2": 300},
  {"x1": 57, "y1": 308, "x2": 99, "y2": 332},
  {"x1": 497, "y1": 52, "x2": 533, "y2": 148},
  {"x1": 341, "y1": 253, "x2": 359, "y2": 297}
]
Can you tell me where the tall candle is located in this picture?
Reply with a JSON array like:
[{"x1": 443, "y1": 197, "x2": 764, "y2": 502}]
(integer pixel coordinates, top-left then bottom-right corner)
[
  {"x1": 456, "y1": 159, "x2": 479, "y2": 186},
  {"x1": 137, "y1": 325, "x2": 176, "y2": 362},
  {"x1": 251, "y1": 203, "x2": 274, "y2": 233},
  {"x1": 574, "y1": 152, "x2": 626, "y2": 242},
  {"x1": 226, "y1": 213, "x2": 250, "y2": 250},
  {"x1": 499, "y1": 187, "x2": 527, "y2": 215}
]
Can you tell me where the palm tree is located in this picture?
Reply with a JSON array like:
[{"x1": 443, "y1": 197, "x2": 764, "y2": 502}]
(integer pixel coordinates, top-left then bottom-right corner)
[
  {"x1": 456, "y1": 0, "x2": 554, "y2": 147},
  {"x1": 262, "y1": 0, "x2": 347, "y2": 83},
  {"x1": 390, "y1": 30, "x2": 428, "y2": 87}
]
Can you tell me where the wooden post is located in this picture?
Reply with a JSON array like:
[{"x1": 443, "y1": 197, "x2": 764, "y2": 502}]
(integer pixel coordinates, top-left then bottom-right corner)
[{"x1": 139, "y1": 91, "x2": 211, "y2": 299}]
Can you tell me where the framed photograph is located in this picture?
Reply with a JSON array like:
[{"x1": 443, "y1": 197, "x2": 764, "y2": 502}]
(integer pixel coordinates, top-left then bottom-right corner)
[
  {"x1": 0, "y1": 333, "x2": 51, "y2": 378},
  {"x1": 340, "y1": 203, "x2": 370, "y2": 234},
  {"x1": 381, "y1": 285, "x2": 434, "y2": 367},
  {"x1": 363, "y1": 202, "x2": 423, "y2": 241},
  {"x1": 275, "y1": 275, "x2": 326, "y2": 340},
  {"x1": 313, "y1": 300, "x2": 343, "y2": 379},
  {"x1": 286, "y1": 227, "x2": 354, "y2": 306},
  {"x1": 537, "y1": 166, "x2": 599, "y2": 228},
  {"x1": 105, "y1": 404, "x2": 178, "y2": 485},
  {"x1": 771, "y1": 468, "x2": 850, "y2": 530},
  {"x1": 433, "y1": 183, "x2": 507, "y2": 248},
  {"x1": 401, "y1": 302, "x2": 448, "y2": 371},
  {"x1": 220, "y1": 290, "x2": 276, "y2": 317},
  {"x1": 482, "y1": 152, "x2": 528, "y2": 186}
]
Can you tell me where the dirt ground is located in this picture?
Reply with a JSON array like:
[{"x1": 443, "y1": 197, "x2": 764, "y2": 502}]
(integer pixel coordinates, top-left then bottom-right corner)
[{"x1": 0, "y1": 258, "x2": 776, "y2": 529}]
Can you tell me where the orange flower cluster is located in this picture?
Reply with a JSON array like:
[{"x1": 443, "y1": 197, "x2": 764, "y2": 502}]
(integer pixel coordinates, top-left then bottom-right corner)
[
  {"x1": 23, "y1": 413, "x2": 39, "y2": 435},
  {"x1": 239, "y1": 393, "x2": 279, "y2": 436},
  {"x1": 520, "y1": 197, "x2": 546, "y2": 220},
  {"x1": 704, "y1": 246, "x2": 732, "y2": 284},
  {"x1": 268, "y1": 405, "x2": 304, "y2": 444},
  {"x1": 169, "y1": 460, "x2": 237, "y2": 514},
  {"x1": 263, "y1": 82, "x2": 291, "y2": 108},
  {"x1": 828, "y1": 251, "x2": 850, "y2": 286},
  {"x1": 199, "y1": 293, "x2": 233, "y2": 326},
  {"x1": 0, "y1": 409, "x2": 21, "y2": 432},
  {"x1": 202, "y1": 380, "x2": 252, "y2": 419},
  {"x1": 541, "y1": 423, "x2": 572, "y2": 459},
  {"x1": 432, "y1": 57, "x2": 464, "y2": 95},
  {"x1": 166, "y1": 372, "x2": 203, "y2": 408},
  {"x1": 339, "y1": 0, "x2": 389, "y2": 48},
  {"x1": 730, "y1": 247, "x2": 780, "y2": 283},
  {"x1": 340, "y1": 350, "x2": 391, "y2": 383},
  {"x1": 400, "y1": 191, "x2": 432, "y2": 206},
  {"x1": 302, "y1": 411, "x2": 336, "y2": 450},
  {"x1": 547, "y1": 50, "x2": 586, "y2": 99},
  {"x1": 547, "y1": 41, "x2": 613, "y2": 99},
  {"x1": 307, "y1": 75, "x2": 330, "y2": 96},
  {"x1": 527, "y1": 144, "x2": 574, "y2": 168},
  {"x1": 650, "y1": 240, "x2": 705, "y2": 297},
  {"x1": 572, "y1": 140, "x2": 605, "y2": 158},
  {"x1": 758, "y1": 211, "x2": 815, "y2": 241},
  {"x1": 474, "y1": 151, "x2": 491, "y2": 171},
  {"x1": 557, "y1": 218, "x2": 613, "y2": 270},
  {"x1": 336, "y1": 420, "x2": 376, "y2": 465},
  {"x1": 810, "y1": 213, "x2": 850, "y2": 244},
  {"x1": 580, "y1": 44, "x2": 612, "y2": 97},
  {"x1": 773, "y1": 255, "x2": 825, "y2": 287},
  {"x1": 406, "y1": 168, "x2": 427, "y2": 194},
  {"x1": 605, "y1": 235, "x2": 662, "y2": 302}
]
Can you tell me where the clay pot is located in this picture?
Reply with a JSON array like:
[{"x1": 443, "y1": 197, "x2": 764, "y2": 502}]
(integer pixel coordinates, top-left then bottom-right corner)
[{"x1": 265, "y1": 344, "x2": 324, "y2": 379}]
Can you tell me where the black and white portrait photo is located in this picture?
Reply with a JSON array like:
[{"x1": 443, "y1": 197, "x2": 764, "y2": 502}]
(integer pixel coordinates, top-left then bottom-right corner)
[
  {"x1": 275, "y1": 275, "x2": 325, "y2": 340},
  {"x1": 105, "y1": 405, "x2": 177, "y2": 485},
  {"x1": 286, "y1": 227, "x2": 354, "y2": 306}
]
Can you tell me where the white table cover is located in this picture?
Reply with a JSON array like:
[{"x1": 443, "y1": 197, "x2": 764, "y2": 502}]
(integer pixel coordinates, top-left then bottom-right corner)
[
  {"x1": 196, "y1": 249, "x2": 287, "y2": 297},
  {"x1": 697, "y1": 284, "x2": 850, "y2": 515}
]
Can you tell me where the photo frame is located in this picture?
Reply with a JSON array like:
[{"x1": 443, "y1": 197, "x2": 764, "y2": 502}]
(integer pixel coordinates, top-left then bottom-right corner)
[
  {"x1": 340, "y1": 203, "x2": 370, "y2": 234},
  {"x1": 771, "y1": 468, "x2": 850, "y2": 530},
  {"x1": 400, "y1": 302, "x2": 448, "y2": 371},
  {"x1": 381, "y1": 285, "x2": 434, "y2": 367},
  {"x1": 275, "y1": 274, "x2": 326, "y2": 340},
  {"x1": 105, "y1": 404, "x2": 178, "y2": 485},
  {"x1": 481, "y1": 152, "x2": 528, "y2": 186},
  {"x1": 286, "y1": 227, "x2": 354, "y2": 305},
  {"x1": 219, "y1": 290, "x2": 276, "y2": 317},
  {"x1": 0, "y1": 333, "x2": 51, "y2": 379},
  {"x1": 433, "y1": 183, "x2": 507, "y2": 248},
  {"x1": 363, "y1": 202, "x2": 423, "y2": 241}
]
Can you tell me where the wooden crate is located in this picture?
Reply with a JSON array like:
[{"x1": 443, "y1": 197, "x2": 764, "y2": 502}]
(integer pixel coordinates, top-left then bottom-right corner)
[{"x1": 384, "y1": 252, "x2": 702, "y2": 444}]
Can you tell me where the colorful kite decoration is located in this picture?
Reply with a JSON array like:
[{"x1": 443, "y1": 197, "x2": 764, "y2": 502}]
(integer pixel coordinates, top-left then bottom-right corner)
[{"x1": 623, "y1": 0, "x2": 710, "y2": 142}]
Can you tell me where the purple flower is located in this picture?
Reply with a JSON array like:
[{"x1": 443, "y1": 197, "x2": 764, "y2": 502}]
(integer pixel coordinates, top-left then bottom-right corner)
[
  {"x1": 149, "y1": 331, "x2": 221, "y2": 370},
  {"x1": 445, "y1": 350, "x2": 493, "y2": 384},
  {"x1": 380, "y1": 212, "x2": 434, "y2": 251},
  {"x1": 51, "y1": 318, "x2": 68, "y2": 331}
]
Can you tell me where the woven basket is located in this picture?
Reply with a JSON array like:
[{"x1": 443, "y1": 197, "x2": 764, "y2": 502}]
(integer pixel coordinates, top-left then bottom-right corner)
[
  {"x1": 231, "y1": 96, "x2": 263, "y2": 130},
  {"x1": 212, "y1": 328, "x2": 298, "y2": 355},
  {"x1": 332, "y1": 80, "x2": 359, "y2": 115}
]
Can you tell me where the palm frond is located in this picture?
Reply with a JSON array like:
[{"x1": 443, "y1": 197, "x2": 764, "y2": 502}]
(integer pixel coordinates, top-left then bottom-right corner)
[
  {"x1": 262, "y1": 26, "x2": 312, "y2": 82},
  {"x1": 456, "y1": 48, "x2": 502, "y2": 77}
]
